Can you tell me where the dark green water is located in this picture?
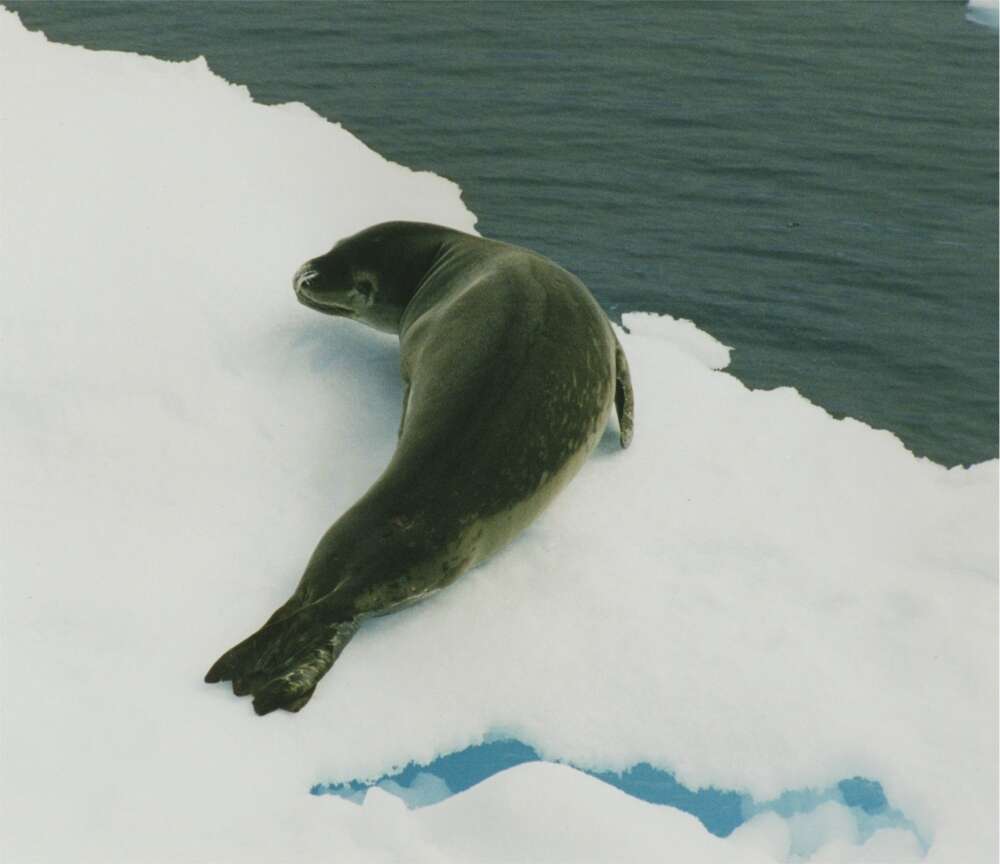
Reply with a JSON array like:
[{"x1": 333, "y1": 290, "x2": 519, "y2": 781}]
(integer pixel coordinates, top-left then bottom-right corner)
[{"x1": 10, "y1": 1, "x2": 997, "y2": 466}]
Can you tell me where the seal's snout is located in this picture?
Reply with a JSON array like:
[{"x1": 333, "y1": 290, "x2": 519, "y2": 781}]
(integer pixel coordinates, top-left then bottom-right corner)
[{"x1": 293, "y1": 264, "x2": 319, "y2": 297}]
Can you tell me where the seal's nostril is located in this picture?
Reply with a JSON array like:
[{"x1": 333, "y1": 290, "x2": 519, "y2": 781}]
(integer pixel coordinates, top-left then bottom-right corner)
[{"x1": 293, "y1": 268, "x2": 319, "y2": 294}]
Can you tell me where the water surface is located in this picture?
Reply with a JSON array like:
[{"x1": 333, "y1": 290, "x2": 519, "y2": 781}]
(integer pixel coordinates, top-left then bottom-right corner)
[{"x1": 10, "y1": 1, "x2": 997, "y2": 466}]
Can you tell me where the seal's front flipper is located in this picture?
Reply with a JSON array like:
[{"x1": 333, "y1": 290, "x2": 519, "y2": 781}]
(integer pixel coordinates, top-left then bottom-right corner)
[
  {"x1": 398, "y1": 381, "x2": 411, "y2": 440},
  {"x1": 613, "y1": 333, "x2": 635, "y2": 449}
]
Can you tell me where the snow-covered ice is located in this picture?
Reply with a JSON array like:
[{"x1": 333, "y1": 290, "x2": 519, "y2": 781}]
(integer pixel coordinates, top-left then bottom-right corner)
[
  {"x1": 1, "y1": 9, "x2": 996, "y2": 863},
  {"x1": 966, "y1": 0, "x2": 999, "y2": 30}
]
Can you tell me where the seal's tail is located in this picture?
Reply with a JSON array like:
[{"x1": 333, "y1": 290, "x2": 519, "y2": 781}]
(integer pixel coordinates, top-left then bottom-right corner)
[{"x1": 204, "y1": 599, "x2": 357, "y2": 715}]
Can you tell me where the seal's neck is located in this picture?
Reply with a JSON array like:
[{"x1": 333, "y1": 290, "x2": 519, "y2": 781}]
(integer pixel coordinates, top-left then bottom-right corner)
[{"x1": 394, "y1": 226, "x2": 469, "y2": 334}]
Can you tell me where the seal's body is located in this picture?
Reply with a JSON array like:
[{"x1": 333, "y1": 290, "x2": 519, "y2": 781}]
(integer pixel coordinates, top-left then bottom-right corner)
[{"x1": 206, "y1": 222, "x2": 634, "y2": 714}]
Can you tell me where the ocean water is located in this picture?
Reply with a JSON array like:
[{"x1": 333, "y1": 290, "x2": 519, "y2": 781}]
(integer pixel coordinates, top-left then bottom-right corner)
[{"x1": 10, "y1": 0, "x2": 996, "y2": 468}]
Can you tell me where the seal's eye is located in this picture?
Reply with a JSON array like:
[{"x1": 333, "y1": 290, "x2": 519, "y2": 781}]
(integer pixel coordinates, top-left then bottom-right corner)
[{"x1": 355, "y1": 277, "x2": 375, "y2": 299}]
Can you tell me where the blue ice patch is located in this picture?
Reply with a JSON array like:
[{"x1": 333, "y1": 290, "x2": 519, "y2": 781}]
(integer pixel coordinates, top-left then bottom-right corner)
[{"x1": 310, "y1": 737, "x2": 925, "y2": 850}]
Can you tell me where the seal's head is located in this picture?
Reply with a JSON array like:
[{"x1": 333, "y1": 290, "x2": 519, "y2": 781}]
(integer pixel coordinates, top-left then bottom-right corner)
[{"x1": 293, "y1": 221, "x2": 452, "y2": 334}]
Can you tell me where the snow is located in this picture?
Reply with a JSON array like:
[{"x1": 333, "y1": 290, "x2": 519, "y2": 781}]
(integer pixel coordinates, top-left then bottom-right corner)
[
  {"x1": 966, "y1": 0, "x2": 999, "y2": 30},
  {"x1": 1, "y1": 9, "x2": 996, "y2": 863}
]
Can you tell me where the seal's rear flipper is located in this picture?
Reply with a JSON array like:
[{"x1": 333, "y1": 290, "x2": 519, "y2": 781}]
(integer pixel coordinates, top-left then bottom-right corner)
[
  {"x1": 204, "y1": 601, "x2": 358, "y2": 715},
  {"x1": 204, "y1": 596, "x2": 305, "y2": 686},
  {"x1": 614, "y1": 334, "x2": 634, "y2": 449},
  {"x1": 252, "y1": 620, "x2": 359, "y2": 715}
]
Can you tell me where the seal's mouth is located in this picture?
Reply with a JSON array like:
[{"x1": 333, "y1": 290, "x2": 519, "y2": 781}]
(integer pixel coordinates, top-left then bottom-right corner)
[{"x1": 297, "y1": 293, "x2": 354, "y2": 317}]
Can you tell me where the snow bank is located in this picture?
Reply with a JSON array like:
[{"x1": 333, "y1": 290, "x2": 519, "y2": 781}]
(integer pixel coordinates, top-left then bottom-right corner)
[{"x1": 1, "y1": 10, "x2": 996, "y2": 863}]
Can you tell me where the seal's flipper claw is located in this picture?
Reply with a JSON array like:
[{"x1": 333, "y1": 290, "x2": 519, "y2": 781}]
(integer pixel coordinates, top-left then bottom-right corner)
[
  {"x1": 251, "y1": 685, "x2": 288, "y2": 716},
  {"x1": 205, "y1": 651, "x2": 237, "y2": 684},
  {"x1": 205, "y1": 595, "x2": 312, "y2": 686},
  {"x1": 205, "y1": 629, "x2": 261, "y2": 686},
  {"x1": 282, "y1": 685, "x2": 318, "y2": 713},
  {"x1": 252, "y1": 677, "x2": 311, "y2": 716}
]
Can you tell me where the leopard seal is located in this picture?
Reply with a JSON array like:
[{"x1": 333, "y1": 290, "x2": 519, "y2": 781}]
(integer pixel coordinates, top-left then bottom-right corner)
[{"x1": 205, "y1": 221, "x2": 634, "y2": 715}]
